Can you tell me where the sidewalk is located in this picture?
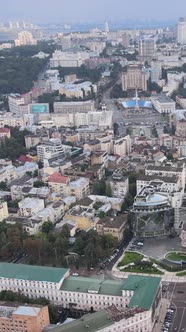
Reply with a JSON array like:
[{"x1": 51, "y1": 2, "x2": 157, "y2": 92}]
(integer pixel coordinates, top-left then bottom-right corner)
[{"x1": 152, "y1": 299, "x2": 170, "y2": 332}]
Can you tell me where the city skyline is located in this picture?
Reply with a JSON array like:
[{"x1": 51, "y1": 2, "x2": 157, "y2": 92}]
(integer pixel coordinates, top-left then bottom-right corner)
[{"x1": 0, "y1": 0, "x2": 186, "y2": 24}]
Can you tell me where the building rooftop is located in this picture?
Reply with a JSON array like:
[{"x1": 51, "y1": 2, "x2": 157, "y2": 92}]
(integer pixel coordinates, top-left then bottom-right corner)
[
  {"x1": 13, "y1": 306, "x2": 41, "y2": 317},
  {"x1": 97, "y1": 215, "x2": 127, "y2": 229},
  {"x1": 48, "y1": 173, "x2": 69, "y2": 184},
  {"x1": 124, "y1": 275, "x2": 161, "y2": 310},
  {"x1": 61, "y1": 276, "x2": 125, "y2": 296},
  {"x1": 44, "y1": 310, "x2": 113, "y2": 332},
  {"x1": 152, "y1": 94, "x2": 175, "y2": 104},
  {"x1": 0, "y1": 263, "x2": 69, "y2": 283},
  {"x1": 146, "y1": 165, "x2": 183, "y2": 172}
]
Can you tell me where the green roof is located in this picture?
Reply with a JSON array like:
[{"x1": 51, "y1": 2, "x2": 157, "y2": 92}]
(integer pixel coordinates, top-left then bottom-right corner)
[
  {"x1": 44, "y1": 310, "x2": 113, "y2": 332},
  {"x1": 0, "y1": 263, "x2": 69, "y2": 283},
  {"x1": 123, "y1": 275, "x2": 161, "y2": 310},
  {"x1": 61, "y1": 276, "x2": 124, "y2": 296}
]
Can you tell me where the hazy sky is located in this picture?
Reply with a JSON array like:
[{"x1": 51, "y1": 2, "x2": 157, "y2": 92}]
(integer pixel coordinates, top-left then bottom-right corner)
[{"x1": 0, "y1": 0, "x2": 183, "y2": 23}]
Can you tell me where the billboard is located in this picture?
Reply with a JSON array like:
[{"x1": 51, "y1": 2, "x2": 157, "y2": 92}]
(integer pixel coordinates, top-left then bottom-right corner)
[{"x1": 31, "y1": 103, "x2": 49, "y2": 114}]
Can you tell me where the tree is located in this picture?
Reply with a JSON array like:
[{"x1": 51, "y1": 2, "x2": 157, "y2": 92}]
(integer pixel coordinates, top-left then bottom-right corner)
[
  {"x1": 33, "y1": 180, "x2": 45, "y2": 188},
  {"x1": 60, "y1": 224, "x2": 70, "y2": 239},
  {"x1": 0, "y1": 181, "x2": 8, "y2": 190},
  {"x1": 42, "y1": 221, "x2": 54, "y2": 235},
  {"x1": 105, "y1": 183, "x2": 112, "y2": 197}
]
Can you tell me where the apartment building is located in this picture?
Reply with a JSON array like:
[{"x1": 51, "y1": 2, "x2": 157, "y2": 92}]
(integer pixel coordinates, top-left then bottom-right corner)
[
  {"x1": 110, "y1": 172, "x2": 129, "y2": 198},
  {"x1": 0, "y1": 263, "x2": 161, "y2": 332},
  {"x1": 18, "y1": 197, "x2": 45, "y2": 217},
  {"x1": 15, "y1": 31, "x2": 37, "y2": 46},
  {"x1": 48, "y1": 173, "x2": 70, "y2": 195},
  {"x1": 0, "y1": 303, "x2": 49, "y2": 332},
  {"x1": 0, "y1": 201, "x2": 8, "y2": 222},
  {"x1": 0, "y1": 165, "x2": 16, "y2": 184},
  {"x1": 0, "y1": 128, "x2": 11, "y2": 140},
  {"x1": 96, "y1": 215, "x2": 127, "y2": 241},
  {"x1": 113, "y1": 135, "x2": 131, "y2": 157}
]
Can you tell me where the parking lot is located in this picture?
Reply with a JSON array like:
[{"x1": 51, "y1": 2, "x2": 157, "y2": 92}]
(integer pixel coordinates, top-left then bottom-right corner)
[{"x1": 162, "y1": 282, "x2": 186, "y2": 332}]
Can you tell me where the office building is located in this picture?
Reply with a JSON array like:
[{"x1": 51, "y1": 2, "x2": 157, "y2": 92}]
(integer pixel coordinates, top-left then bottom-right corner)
[
  {"x1": 122, "y1": 65, "x2": 148, "y2": 91},
  {"x1": 54, "y1": 101, "x2": 95, "y2": 114},
  {"x1": 37, "y1": 139, "x2": 64, "y2": 162},
  {"x1": 150, "y1": 61, "x2": 162, "y2": 82},
  {"x1": 139, "y1": 38, "x2": 155, "y2": 63},
  {"x1": 0, "y1": 303, "x2": 49, "y2": 332},
  {"x1": 50, "y1": 50, "x2": 90, "y2": 68},
  {"x1": 177, "y1": 17, "x2": 186, "y2": 45},
  {"x1": 121, "y1": 33, "x2": 129, "y2": 48},
  {"x1": 0, "y1": 263, "x2": 161, "y2": 332},
  {"x1": 151, "y1": 94, "x2": 176, "y2": 114}
]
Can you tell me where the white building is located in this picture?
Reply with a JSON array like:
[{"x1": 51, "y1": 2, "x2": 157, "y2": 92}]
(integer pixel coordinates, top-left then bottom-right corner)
[
  {"x1": 18, "y1": 198, "x2": 45, "y2": 217},
  {"x1": 50, "y1": 50, "x2": 90, "y2": 68},
  {"x1": 37, "y1": 139, "x2": 64, "y2": 162},
  {"x1": 177, "y1": 17, "x2": 186, "y2": 45},
  {"x1": 151, "y1": 94, "x2": 176, "y2": 114},
  {"x1": 0, "y1": 165, "x2": 16, "y2": 184},
  {"x1": 110, "y1": 172, "x2": 129, "y2": 198},
  {"x1": 54, "y1": 101, "x2": 95, "y2": 114},
  {"x1": 0, "y1": 263, "x2": 161, "y2": 332}
]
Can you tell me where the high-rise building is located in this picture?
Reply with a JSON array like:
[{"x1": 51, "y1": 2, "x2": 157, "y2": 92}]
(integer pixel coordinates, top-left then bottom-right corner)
[
  {"x1": 121, "y1": 33, "x2": 129, "y2": 48},
  {"x1": 139, "y1": 38, "x2": 155, "y2": 63},
  {"x1": 104, "y1": 21, "x2": 109, "y2": 33},
  {"x1": 150, "y1": 61, "x2": 162, "y2": 82},
  {"x1": 122, "y1": 65, "x2": 148, "y2": 91},
  {"x1": 177, "y1": 17, "x2": 186, "y2": 45},
  {"x1": 15, "y1": 31, "x2": 37, "y2": 46}
]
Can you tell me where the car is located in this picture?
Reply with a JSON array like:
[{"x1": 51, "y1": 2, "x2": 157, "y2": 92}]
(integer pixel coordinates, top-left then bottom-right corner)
[{"x1": 72, "y1": 273, "x2": 79, "y2": 276}]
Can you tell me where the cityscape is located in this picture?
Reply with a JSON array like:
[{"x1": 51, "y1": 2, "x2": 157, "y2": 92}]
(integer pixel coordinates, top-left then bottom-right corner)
[{"x1": 1, "y1": 1, "x2": 186, "y2": 332}]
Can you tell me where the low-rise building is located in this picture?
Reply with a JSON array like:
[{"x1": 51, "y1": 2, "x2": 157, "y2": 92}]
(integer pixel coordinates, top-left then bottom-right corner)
[
  {"x1": 18, "y1": 197, "x2": 45, "y2": 217},
  {"x1": 96, "y1": 215, "x2": 128, "y2": 241},
  {"x1": 0, "y1": 201, "x2": 8, "y2": 221},
  {"x1": 0, "y1": 127, "x2": 11, "y2": 140},
  {"x1": 0, "y1": 263, "x2": 161, "y2": 332},
  {"x1": 151, "y1": 94, "x2": 176, "y2": 114}
]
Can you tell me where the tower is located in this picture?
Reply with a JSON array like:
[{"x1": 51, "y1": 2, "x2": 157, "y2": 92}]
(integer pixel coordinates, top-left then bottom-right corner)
[{"x1": 104, "y1": 21, "x2": 109, "y2": 33}]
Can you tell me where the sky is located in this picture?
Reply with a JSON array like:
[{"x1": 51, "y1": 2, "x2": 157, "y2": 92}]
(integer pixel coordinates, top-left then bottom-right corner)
[{"x1": 0, "y1": 0, "x2": 184, "y2": 23}]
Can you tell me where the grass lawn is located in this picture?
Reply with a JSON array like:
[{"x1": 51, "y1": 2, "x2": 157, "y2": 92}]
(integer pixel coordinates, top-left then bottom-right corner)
[
  {"x1": 176, "y1": 271, "x2": 186, "y2": 277},
  {"x1": 166, "y1": 252, "x2": 186, "y2": 262},
  {"x1": 118, "y1": 251, "x2": 143, "y2": 267},
  {"x1": 121, "y1": 263, "x2": 164, "y2": 275}
]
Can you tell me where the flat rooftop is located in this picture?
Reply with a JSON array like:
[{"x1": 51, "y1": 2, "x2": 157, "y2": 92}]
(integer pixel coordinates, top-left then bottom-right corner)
[{"x1": 0, "y1": 263, "x2": 69, "y2": 283}]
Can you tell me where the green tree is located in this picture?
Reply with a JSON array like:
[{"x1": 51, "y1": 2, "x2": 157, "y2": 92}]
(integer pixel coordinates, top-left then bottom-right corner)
[
  {"x1": 33, "y1": 180, "x2": 45, "y2": 188},
  {"x1": 0, "y1": 181, "x2": 8, "y2": 190},
  {"x1": 105, "y1": 183, "x2": 112, "y2": 197},
  {"x1": 42, "y1": 221, "x2": 54, "y2": 235}
]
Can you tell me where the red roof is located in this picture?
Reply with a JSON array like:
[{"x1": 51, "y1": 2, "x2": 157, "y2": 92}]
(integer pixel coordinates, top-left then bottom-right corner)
[
  {"x1": 48, "y1": 173, "x2": 69, "y2": 184},
  {"x1": 0, "y1": 128, "x2": 10, "y2": 133},
  {"x1": 18, "y1": 155, "x2": 33, "y2": 163}
]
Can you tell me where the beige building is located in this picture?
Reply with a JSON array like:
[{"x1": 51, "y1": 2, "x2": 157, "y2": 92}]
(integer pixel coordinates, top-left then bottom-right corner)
[
  {"x1": 122, "y1": 65, "x2": 148, "y2": 91},
  {"x1": 0, "y1": 201, "x2": 8, "y2": 222},
  {"x1": 113, "y1": 135, "x2": 131, "y2": 157},
  {"x1": 15, "y1": 31, "x2": 37, "y2": 46},
  {"x1": 96, "y1": 215, "x2": 127, "y2": 241},
  {"x1": 0, "y1": 128, "x2": 11, "y2": 140},
  {"x1": 54, "y1": 100, "x2": 95, "y2": 114},
  {"x1": 0, "y1": 303, "x2": 49, "y2": 332}
]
